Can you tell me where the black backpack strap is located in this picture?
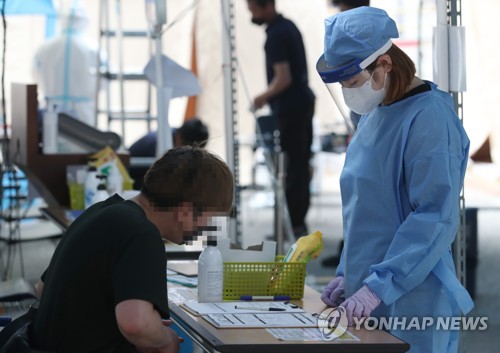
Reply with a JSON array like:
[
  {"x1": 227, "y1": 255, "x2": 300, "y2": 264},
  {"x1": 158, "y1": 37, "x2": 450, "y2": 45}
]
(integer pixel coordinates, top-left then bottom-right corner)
[{"x1": 0, "y1": 302, "x2": 38, "y2": 348}]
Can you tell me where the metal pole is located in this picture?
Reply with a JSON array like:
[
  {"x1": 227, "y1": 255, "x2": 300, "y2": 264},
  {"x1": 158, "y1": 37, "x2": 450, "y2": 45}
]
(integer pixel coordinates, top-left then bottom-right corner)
[
  {"x1": 115, "y1": 0, "x2": 126, "y2": 147},
  {"x1": 154, "y1": 35, "x2": 173, "y2": 158},
  {"x1": 275, "y1": 152, "x2": 286, "y2": 255},
  {"x1": 221, "y1": 0, "x2": 241, "y2": 244},
  {"x1": 447, "y1": 0, "x2": 467, "y2": 288}
]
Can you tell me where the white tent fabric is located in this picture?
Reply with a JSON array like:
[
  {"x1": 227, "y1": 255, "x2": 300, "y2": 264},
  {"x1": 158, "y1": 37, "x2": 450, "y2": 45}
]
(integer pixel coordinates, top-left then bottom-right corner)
[
  {"x1": 462, "y1": 0, "x2": 500, "y2": 159},
  {"x1": 23, "y1": 1, "x2": 491, "y2": 161}
]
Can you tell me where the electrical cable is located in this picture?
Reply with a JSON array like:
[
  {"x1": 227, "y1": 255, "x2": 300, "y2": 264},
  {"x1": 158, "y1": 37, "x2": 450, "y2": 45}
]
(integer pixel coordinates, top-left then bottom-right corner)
[
  {"x1": 0, "y1": 0, "x2": 9, "y2": 279},
  {"x1": 161, "y1": 0, "x2": 200, "y2": 34},
  {"x1": 0, "y1": 0, "x2": 32, "y2": 279},
  {"x1": 1, "y1": 0, "x2": 8, "y2": 163},
  {"x1": 219, "y1": 4, "x2": 296, "y2": 244}
]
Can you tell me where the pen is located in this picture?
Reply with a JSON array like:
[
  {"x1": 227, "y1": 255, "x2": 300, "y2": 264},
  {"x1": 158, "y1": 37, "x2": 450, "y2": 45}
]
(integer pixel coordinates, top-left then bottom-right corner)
[
  {"x1": 234, "y1": 306, "x2": 286, "y2": 311},
  {"x1": 0, "y1": 316, "x2": 12, "y2": 326},
  {"x1": 240, "y1": 295, "x2": 291, "y2": 301}
]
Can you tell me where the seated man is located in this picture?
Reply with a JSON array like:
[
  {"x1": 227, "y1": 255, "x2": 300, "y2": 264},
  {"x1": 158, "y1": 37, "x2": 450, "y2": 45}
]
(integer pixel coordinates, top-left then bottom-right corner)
[
  {"x1": 129, "y1": 118, "x2": 209, "y2": 157},
  {"x1": 32, "y1": 146, "x2": 234, "y2": 353},
  {"x1": 128, "y1": 118, "x2": 209, "y2": 189}
]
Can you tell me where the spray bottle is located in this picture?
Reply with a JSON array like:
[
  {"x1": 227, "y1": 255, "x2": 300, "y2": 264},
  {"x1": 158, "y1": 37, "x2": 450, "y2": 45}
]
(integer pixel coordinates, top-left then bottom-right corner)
[
  {"x1": 42, "y1": 103, "x2": 58, "y2": 154},
  {"x1": 282, "y1": 230, "x2": 323, "y2": 263},
  {"x1": 197, "y1": 237, "x2": 223, "y2": 303},
  {"x1": 107, "y1": 163, "x2": 123, "y2": 196},
  {"x1": 84, "y1": 159, "x2": 99, "y2": 208},
  {"x1": 92, "y1": 175, "x2": 109, "y2": 205}
]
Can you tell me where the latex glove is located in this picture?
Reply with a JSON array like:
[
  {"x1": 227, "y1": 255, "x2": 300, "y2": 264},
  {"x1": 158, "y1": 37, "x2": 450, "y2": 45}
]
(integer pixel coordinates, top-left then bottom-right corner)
[
  {"x1": 340, "y1": 285, "x2": 381, "y2": 326},
  {"x1": 321, "y1": 276, "x2": 345, "y2": 307}
]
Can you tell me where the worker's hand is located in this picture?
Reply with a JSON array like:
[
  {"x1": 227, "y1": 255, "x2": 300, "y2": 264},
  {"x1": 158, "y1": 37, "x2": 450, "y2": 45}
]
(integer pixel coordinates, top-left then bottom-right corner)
[
  {"x1": 339, "y1": 285, "x2": 381, "y2": 326},
  {"x1": 321, "y1": 276, "x2": 345, "y2": 307},
  {"x1": 253, "y1": 94, "x2": 268, "y2": 111}
]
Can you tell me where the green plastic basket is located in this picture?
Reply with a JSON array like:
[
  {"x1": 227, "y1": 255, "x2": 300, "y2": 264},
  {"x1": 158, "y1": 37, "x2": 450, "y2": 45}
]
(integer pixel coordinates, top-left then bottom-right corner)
[{"x1": 222, "y1": 257, "x2": 306, "y2": 300}]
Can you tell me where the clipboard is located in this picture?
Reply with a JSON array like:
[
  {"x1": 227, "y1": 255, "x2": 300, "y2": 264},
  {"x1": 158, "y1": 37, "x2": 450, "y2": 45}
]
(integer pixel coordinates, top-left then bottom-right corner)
[
  {"x1": 202, "y1": 312, "x2": 319, "y2": 328},
  {"x1": 181, "y1": 301, "x2": 304, "y2": 316}
]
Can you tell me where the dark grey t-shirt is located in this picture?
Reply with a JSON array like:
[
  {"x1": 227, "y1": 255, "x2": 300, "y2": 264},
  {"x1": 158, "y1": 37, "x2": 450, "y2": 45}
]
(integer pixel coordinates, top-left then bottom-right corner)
[{"x1": 265, "y1": 14, "x2": 315, "y2": 117}]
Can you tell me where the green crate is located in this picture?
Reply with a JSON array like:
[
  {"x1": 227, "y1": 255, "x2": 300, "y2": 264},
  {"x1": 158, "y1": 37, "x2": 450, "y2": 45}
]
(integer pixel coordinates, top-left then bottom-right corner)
[{"x1": 222, "y1": 257, "x2": 306, "y2": 300}]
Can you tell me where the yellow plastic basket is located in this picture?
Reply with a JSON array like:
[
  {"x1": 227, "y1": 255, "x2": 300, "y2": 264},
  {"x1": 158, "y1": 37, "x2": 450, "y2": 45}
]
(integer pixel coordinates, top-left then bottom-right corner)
[
  {"x1": 68, "y1": 183, "x2": 84, "y2": 210},
  {"x1": 222, "y1": 257, "x2": 306, "y2": 300}
]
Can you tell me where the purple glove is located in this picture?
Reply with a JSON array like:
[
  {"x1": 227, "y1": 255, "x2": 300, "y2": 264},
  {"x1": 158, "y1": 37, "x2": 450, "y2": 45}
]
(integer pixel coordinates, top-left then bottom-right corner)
[
  {"x1": 321, "y1": 276, "x2": 345, "y2": 307},
  {"x1": 340, "y1": 285, "x2": 381, "y2": 326}
]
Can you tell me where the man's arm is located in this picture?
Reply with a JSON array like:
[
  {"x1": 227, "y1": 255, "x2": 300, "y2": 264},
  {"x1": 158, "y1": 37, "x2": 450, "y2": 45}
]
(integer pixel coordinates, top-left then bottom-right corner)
[
  {"x1": 35, "y1": 280, "x2": 44, "y2": 299},
  {"x1": 116, "y1": 299, "x2": 181, "y2": 353},
  {"x1": 253, "y1": 62, "x2": 292, "y2": 110}
]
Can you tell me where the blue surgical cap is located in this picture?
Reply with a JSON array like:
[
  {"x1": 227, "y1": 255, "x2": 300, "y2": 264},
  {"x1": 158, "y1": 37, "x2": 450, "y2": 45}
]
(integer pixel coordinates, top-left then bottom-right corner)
[{"x1": 317, "y1": 7, "x2": 399, "y2": 83}]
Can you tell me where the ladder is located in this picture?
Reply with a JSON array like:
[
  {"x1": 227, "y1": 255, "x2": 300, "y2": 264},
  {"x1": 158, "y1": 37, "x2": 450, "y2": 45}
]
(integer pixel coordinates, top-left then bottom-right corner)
[{"x1": 95, "y1": 0, "x2": 155, "y2": 147}]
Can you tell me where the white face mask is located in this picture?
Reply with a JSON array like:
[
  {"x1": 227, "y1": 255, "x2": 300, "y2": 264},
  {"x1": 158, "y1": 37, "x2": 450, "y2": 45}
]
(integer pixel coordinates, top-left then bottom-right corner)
[{"x1": 341, "y1": 72, "x2": 387, "y2": 115}]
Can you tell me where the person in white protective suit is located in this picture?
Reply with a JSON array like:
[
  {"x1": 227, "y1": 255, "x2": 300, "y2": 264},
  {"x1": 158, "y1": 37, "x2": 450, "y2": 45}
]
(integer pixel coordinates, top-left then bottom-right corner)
[
  {"x1": 32, "y1": 3, "x2": 99, "y2": 126},
  {"x1": 317, "y1": 7, "x2": 474, "y2": 353}
]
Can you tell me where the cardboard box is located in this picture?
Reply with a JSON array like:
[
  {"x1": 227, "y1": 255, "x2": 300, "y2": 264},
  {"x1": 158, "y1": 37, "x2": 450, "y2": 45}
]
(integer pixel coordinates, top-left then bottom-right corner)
[{"x1": 217, "y1": 239, "x2": 276, "y2": 262}]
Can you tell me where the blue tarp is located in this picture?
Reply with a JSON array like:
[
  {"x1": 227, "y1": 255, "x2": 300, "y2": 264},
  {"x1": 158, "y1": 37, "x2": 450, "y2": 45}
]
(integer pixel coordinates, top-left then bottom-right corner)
[
  {"x1": 1, "y1": 0, "x2": 57, "y2": 37},
  {"x1": 1, "y1": 0, "x2": 55, "y2": 16}
]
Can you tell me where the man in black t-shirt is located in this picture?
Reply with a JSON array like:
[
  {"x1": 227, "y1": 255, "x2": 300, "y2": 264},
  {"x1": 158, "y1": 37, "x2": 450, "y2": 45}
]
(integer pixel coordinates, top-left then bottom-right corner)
[
  {"x1": 32, "y1": 147, "x2": 234, "y2": 353},
  {"x1": 247, "y1": 0, "x2": 315, "y2": 237}
]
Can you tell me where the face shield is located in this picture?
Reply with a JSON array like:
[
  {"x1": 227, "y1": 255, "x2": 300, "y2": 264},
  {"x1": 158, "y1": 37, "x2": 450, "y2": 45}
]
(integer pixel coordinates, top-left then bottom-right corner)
[
  {"x1": 316, "y1": 40, "x2": 393, "y2": 134},
  {"x1": 316, "y1": 55, "x2": 363, "y2": 135}
]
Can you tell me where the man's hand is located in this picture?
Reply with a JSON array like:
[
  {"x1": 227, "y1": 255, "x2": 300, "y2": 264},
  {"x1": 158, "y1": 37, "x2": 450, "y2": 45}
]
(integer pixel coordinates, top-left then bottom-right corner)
[
  {"x1": 252, "y1": 61, "x2": 292, "y2": 112},
  {"x1": 117, "y1": 300, "x2": 183, "y2": 353},
  {"x1": 135, "y1": 326, "x2": 183, "y2": 353},
  {"x1": 253, "y1": 94, "x2": 268, "y2": 111}
]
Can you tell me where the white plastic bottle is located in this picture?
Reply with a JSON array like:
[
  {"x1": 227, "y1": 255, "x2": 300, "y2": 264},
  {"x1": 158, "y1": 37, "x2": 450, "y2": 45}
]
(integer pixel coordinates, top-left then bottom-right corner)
[
  {"x1": 197, "y1": 241, "x2": 223, "y2": 303},
  {"x1": 107, "y1": 164, "x2": 123, "y2": 195},
  {"x1": 84, "y1": 164, "x2": 99, "y2": 208},
  {"x1": 42, "y1": 104, "x2": 58, "y2": 154},
  {"x1": 92, "y1": 175, "x2": 109, "y2": 204}
]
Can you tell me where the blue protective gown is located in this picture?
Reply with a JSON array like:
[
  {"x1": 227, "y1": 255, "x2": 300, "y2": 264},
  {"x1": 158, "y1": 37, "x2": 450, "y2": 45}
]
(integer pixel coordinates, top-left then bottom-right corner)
[{"x1": 337, "y1": 82, "x2": 474, "y2": 353}]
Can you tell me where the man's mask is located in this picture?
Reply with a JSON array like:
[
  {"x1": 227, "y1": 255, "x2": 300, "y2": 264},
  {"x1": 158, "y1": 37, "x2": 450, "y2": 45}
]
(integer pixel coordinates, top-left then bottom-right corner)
[{"x1": 251, "y1": 17, "x2": 266, "y2": 26}]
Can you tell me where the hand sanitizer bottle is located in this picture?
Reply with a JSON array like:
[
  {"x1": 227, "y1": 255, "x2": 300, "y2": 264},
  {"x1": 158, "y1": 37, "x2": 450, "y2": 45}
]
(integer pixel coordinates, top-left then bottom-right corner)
[
  {"x1": 84, "y1": 161, "x2": 99, "y2": 208},
  {"x1": 92, "y1": 175, "x2": 110, "y2": 204},
  {"x1": 107, "y1": 164, "x2": 123, "y2": 196},
  {"x1": 197, "y1": 237, "x2": 223, "y2": 303},
  {"x1": 42, "y1": 103, "x2": 58, "y2": 154}
]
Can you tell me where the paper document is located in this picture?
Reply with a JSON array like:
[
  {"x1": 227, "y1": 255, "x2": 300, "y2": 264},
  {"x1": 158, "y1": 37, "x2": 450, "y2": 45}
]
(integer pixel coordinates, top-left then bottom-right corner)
[
  {"x1": 203, "y1": 312, "x2": 318, "y2": 328},
  {"x1": 181, "y1": 301, "x2": 304, "y2": 316},
  {"x1": 167, "y1": 287, "x2": 198, "y2": 305}
]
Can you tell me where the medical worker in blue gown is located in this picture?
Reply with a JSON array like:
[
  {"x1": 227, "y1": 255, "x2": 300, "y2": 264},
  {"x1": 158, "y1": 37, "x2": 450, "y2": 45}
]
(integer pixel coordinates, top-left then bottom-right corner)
[{"x1": 316, "y1": 7, "x2": 474, "y2": 353}]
